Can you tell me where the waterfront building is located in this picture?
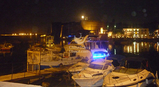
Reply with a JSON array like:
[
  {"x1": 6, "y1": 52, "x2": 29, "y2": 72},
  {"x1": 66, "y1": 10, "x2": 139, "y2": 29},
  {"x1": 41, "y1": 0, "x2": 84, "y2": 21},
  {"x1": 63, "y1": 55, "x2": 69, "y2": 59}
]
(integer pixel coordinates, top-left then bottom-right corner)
[
  {"x1": 154, "y1": 29, "x2": 159, "y2": 38},
  {"x1": 123, "y1": 28, "x2": 149, "y2": 38},
  {"x1": 81, "y1": 20, "x2": 106, "y2": 35}
]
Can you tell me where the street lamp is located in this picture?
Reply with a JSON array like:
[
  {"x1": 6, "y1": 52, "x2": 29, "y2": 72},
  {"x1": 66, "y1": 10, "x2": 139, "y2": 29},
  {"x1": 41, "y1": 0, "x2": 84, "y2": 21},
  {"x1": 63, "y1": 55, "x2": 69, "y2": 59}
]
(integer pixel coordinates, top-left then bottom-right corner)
[{"x1": 81, "y1": 15, "x2": 84, "y2": 20}]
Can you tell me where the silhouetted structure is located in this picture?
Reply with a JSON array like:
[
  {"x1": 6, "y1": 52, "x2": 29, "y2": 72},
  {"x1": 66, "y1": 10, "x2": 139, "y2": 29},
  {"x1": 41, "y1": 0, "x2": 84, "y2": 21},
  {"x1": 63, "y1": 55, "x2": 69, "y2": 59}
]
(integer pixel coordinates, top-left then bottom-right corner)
[{"x1": 51, "y1": 22, "x2": 87, "y2": 43}]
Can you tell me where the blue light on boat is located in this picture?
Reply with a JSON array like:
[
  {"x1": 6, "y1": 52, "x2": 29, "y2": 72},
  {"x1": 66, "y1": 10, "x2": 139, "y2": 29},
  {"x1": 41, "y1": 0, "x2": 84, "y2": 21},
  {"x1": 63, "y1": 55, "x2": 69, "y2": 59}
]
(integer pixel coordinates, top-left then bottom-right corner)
[
  {"x1": 68, "y1": 35, "x2": 74, "y2": 37},
  {"x1": 68, "y1": 35, "x2": 72, "y2": 37},
  {"x1": 92, "y1": 51, "x2": 109, "y2": 59}
]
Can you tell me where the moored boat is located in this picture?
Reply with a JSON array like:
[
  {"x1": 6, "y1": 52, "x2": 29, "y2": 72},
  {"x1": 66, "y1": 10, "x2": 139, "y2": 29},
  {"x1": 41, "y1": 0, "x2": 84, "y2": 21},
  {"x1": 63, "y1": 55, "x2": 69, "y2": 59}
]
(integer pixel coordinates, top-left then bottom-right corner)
[
  {"x1": 103, "y1": 57, "x2": 155, "y2": 87},
  {"x1": 68, "y1": 48, "x2": 110, "y2": 75},
  {"x1": 72, "y1": 59, "x2": 114, "y2": 87},
  {"x1": 0, "y1": 43, "x2": 13, "y2": 50},
  {"x1": 39, "y1": 35, "x2": 92, "y2": 68},
  {"x1": 68, "y1": 60, "x2": 89, "y2": 75},
  {"x1": 102, "y1": 67, "x2": 155, "y2": 87}
]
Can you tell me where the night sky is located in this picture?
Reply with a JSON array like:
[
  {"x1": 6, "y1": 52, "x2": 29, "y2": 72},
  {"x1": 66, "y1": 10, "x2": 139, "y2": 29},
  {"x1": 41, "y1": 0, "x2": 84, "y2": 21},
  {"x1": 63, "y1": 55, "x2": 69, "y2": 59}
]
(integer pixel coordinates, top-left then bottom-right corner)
[{"x1": 0, "y1": 0, "x2": 159, "y2": 33}]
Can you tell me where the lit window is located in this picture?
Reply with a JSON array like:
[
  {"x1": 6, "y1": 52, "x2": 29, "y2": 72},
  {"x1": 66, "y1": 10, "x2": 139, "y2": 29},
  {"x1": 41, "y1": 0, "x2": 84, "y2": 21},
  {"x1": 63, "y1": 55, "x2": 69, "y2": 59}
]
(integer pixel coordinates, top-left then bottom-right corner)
[
  {"x1": 114, "y1": 25, "x2": 116, "y2": 28},
  {"x1": 100, "y1": 27, "x2": 103, "y2": 34}
]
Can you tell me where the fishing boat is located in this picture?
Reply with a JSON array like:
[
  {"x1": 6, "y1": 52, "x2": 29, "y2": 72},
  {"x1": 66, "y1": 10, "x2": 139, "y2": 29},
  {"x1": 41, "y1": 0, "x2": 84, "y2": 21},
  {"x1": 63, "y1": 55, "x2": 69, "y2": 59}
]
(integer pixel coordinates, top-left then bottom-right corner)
[
  {"x1": 72, "y1": 59, "x2": 114, "y2": 87},
  {"x1": 103, "y1": 57, "x2": 155, "y2": 87},
  {"x1": 0, "y1": 43, "x2": 13, "y2": 50},
  {"x1": 68, "y1": 48, "x2": 110, "y2": 75}
]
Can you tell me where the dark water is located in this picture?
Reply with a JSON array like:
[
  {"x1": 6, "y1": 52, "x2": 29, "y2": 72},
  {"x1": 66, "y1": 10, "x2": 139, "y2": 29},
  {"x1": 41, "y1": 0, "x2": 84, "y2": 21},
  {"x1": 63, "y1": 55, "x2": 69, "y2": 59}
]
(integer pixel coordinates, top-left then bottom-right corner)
[
  {"x1": 0, "y1": 36, "x2": 38, "y2": 75},
  {"x1": 0, "y1": 36, "x2": 159, "y2": 86}
]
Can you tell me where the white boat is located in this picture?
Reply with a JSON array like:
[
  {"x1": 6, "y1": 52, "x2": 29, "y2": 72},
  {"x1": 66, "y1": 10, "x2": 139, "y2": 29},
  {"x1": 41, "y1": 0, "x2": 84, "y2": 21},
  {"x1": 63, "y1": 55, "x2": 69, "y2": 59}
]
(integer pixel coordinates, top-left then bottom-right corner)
[
  {"x1": 40, "y1": 51, "x2": 85, "y2": 68},
  {"x1": 72, "y1": 59, "x2": 115, "y2": 87},
  {"x1": 40, "y1": 35, "x2": 92, "y2": 68},
  {"x1": 27, "y1": 45, "x2": 85, "y2": 69},
  {"x1": 68, "y1": 48, "x2": 110, "y2": 75},
  {"x1": 102, "y1": 67, "x2": 155, "y2": 87},
  {"x1": 68, "y1": 60, "x2": 89, "y2": 75},
  {"x1": 28, "y1": 35, "x2": 107, "y2": 69},
  {"x1": 103, "y1": 57, "x2": 155, "y2": 87}
]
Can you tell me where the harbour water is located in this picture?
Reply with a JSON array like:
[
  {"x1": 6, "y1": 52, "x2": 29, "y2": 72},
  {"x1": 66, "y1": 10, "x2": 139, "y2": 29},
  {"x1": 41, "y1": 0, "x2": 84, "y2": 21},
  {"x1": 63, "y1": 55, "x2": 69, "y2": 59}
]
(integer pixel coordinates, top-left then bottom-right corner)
[{"x1": 0, "y1": 36, "x2": 159, "y2": 86}]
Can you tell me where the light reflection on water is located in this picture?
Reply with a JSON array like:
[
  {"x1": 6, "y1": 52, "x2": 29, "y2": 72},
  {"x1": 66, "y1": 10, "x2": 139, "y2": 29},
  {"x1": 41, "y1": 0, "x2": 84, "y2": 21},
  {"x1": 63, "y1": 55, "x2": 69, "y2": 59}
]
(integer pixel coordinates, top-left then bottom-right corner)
[
  {"x1": 105, "y1": 41, "x2": 159, "y2": 75},
  {"x1": 59, "y1": 40, "x2": 159, "y2": 76},
  {"x1": 155, "y1": 42, "x2": 159, "y2": 52},
  {"x1": 123, "y1": 41, "x2": 150, "y2": 54},
  {"x1": 59, "y1": 40, "x2": 159, "y2": 55},
  {"x1": 106, "y1": 41, "x2": 159, "y2": 55}
]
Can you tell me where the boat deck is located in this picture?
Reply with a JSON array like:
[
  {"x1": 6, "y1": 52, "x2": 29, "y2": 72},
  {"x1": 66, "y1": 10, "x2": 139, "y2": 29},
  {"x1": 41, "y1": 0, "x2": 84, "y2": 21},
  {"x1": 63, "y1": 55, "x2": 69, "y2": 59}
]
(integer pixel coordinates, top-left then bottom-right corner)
[{"x1": 114, "y1": 67, "x2": 143, "y2": 74}]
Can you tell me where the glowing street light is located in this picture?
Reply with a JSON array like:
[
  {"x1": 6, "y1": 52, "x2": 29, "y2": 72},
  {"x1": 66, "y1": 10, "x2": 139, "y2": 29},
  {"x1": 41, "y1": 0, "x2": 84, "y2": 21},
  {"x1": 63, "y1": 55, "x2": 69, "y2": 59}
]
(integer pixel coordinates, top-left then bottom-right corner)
[{"x1": 81, "y1": 15, "x2": 84, "y2": 19}]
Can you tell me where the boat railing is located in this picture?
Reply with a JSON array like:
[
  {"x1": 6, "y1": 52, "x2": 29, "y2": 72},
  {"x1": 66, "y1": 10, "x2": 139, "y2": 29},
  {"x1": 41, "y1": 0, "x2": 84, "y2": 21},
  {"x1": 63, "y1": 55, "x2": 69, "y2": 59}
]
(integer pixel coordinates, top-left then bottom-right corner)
[
  {"x1": 111, "y1": 69, "x2": 145, "y2": 84},
  {"x1": 84, "y1": 40, "x2": 108, "y2": 50}
]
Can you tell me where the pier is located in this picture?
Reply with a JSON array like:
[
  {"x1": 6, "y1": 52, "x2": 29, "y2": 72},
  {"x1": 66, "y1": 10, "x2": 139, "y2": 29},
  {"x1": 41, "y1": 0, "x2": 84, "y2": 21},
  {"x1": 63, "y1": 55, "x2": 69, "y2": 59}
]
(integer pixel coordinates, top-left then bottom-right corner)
[{"x1": 0, "y1": 66, "x2": 71, "y2": 83}]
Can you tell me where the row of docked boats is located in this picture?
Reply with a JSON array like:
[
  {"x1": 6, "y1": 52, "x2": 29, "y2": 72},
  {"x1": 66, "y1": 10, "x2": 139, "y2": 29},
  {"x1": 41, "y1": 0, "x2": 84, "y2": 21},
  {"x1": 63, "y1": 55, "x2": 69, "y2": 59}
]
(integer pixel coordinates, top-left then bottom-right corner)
[
  {"x1": 27, "y1": 35, "x2": 159, "y2": 87},
  {"x1": 27, "y1": 35, "x2": 93, "y2": 68},
  {"x1": 68, "y1": 55, "x2": 157, "y2": 87}
]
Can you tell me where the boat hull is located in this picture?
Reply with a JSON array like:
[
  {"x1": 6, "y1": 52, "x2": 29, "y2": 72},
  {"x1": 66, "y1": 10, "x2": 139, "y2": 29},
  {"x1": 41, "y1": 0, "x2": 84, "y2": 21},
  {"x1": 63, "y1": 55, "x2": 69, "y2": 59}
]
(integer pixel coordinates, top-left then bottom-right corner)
[
  {"x1": 72, "y1": 75, "x2": 104, "y2": 87},
  {"x1": 68, "y1": 62, "x2": 89, "y2": 75},
  {"x1": 103, "y1": 69, "x2": 155, "y2": 87},
  {"x1": 1, "y1": 47, "x2": 12, "y2": 50},
  {"x1": 40, "y1": 58, "x2": 82, "y2": 69},
  {"x1": 72, "y1": 60, "x2": 114, "y2": 87}
]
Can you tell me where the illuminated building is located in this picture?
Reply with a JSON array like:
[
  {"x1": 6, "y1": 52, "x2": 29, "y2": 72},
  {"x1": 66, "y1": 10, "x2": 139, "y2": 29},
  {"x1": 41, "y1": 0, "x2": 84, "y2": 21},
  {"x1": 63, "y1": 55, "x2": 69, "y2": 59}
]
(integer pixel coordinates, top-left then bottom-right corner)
[
  {"x1": 81, "y1": 20, "x2": 106, "y2": 35},
  {"x1": 154, "y1": 29, "x2": 159, "y2": 38},
  {"x1": 123, "y1": 28, "x2": 149, "y2": 38}
]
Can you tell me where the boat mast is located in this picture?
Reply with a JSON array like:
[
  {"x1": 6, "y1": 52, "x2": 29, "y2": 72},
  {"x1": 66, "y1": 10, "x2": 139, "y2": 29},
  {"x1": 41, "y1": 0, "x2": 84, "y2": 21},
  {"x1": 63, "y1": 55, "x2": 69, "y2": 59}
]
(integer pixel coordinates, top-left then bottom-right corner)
[{"x1": 60, "y1": 25, "x2": 64, "y2": 38}]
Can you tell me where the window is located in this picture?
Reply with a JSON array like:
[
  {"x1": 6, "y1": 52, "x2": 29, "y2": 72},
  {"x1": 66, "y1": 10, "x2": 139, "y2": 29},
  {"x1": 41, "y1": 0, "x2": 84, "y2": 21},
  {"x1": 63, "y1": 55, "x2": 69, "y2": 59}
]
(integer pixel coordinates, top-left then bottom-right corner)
[{"x1": 89, "y1": 64, "x2": 103, "y2": 69}]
